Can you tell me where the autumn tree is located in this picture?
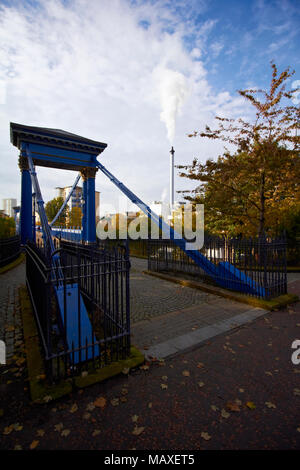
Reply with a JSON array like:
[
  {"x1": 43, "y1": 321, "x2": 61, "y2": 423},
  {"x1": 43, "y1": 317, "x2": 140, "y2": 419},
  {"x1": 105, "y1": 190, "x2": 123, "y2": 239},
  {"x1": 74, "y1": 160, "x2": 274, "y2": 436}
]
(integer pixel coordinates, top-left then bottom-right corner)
[
  {"x1": 0, "y1": 216, "x2": 16, "y2": 238},
  {"x1": 45, "y1": 197, "x2": 68, "y2": 227},
  {"x1": 68, "y1": 206, "x2": 83, "y2": 228},
  {"x1": 178, "y1": 62, "x2": 300, "y2": 237}
]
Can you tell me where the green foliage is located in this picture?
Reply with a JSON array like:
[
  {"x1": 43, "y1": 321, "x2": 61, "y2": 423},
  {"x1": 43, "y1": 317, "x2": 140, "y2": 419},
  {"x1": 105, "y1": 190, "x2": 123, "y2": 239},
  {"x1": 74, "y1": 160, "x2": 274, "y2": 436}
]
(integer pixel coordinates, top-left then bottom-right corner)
[
  {"x1": 180, "y1": 62, "x2": 300, "y2": 237},
  {"x1": 0, "y1": 216, "x2": 16, "y2": 238},
  {"x1": 45, "y1": 197, "x2": 68, "y2": 227},
  {"x1": 68, "y1": 206, "x2": 82, "y2": 228},
  {"x1": 279, "y1": 207, "x2": 300, "y2": 266}
]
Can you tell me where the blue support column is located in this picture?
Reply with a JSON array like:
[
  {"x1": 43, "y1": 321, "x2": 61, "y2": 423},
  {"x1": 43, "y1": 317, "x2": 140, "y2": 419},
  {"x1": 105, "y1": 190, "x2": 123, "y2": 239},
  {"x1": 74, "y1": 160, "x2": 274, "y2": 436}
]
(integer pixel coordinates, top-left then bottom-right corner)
[
  {"x1": 19, "y1": 153, "x2": 32, "y2": 245},
  {"x1": 81, "y1": 171, "x2": 87, "y2": 242},
  {"x1": 86, "y1": 168, "x2": 97, "y2": 243}
]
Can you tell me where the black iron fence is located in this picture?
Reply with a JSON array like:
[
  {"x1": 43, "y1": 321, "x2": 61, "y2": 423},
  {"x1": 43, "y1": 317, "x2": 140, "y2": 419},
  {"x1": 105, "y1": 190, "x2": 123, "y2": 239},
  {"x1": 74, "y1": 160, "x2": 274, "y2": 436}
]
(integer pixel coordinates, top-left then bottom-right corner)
[
  {"x1": 287, "y1": 239, "x2": 300, "y2": 267},
  {"x1": 25, "y1": 240, "x2": 130, "y2": 382},
  {"x1": 148, "y1": 235, "x2": 287, "y2": 300},
  {"x1": 0, "y1": 235, "x2": 21, "y2": 268}
]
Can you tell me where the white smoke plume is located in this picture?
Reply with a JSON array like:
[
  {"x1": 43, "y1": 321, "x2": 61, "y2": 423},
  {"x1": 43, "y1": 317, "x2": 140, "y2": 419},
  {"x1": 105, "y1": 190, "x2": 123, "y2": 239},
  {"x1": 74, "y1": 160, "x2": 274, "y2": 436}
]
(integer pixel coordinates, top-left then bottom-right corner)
[{"x1": 154, "y1": 66, "x2": 190, "y2": 143}]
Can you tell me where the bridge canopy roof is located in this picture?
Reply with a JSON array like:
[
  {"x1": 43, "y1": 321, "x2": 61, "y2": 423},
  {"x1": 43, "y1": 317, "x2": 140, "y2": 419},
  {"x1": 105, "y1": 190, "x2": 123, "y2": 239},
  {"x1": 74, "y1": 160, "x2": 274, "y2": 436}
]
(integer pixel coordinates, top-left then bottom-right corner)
[{"x1": 10, "y1": 122, "x2": 107, "y2": 171}]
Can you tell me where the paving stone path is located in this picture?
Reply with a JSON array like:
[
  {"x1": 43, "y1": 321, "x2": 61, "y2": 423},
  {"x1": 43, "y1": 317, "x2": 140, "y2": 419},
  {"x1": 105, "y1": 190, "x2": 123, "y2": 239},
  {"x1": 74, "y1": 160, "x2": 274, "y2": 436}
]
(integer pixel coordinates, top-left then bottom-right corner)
[
  {"x1": 1, "y1": 256, "x2": 299, "y2": 362},
  {"x1": 129, "y1": 257, "x2": 258, "y2": 353},
  {"x1": 0, "y1": 262, "x2": 25, "y2": 362}
]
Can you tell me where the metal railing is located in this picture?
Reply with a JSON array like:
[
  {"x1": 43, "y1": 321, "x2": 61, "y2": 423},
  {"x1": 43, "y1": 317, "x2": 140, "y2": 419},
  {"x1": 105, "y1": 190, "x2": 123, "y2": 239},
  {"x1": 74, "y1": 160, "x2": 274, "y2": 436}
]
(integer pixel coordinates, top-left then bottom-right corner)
[
  {"x1": 26, "y1": 239, "x2": 130, "y2": 382},
  {"x1": 148, "y1": 235, "x2": 287, "y2": 300},
  {"x1": 0, "y1": 235, "x2": 21, "y2": 267}
]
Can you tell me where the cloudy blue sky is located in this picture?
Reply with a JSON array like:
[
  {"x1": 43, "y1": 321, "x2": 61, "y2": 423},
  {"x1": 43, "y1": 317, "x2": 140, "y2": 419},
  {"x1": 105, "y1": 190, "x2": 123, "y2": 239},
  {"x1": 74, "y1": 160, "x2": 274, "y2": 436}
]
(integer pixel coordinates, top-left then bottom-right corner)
[{"x1": 0, "y1": 0, "x2": 299, "y2": 216}]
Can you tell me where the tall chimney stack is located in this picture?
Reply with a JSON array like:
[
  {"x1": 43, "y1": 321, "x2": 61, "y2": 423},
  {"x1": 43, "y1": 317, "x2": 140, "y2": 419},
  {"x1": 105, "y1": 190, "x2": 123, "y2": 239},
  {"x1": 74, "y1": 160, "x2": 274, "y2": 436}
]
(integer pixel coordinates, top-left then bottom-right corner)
[{"x1": 170, "y1": 146, "x2": 175, "y2": 212}]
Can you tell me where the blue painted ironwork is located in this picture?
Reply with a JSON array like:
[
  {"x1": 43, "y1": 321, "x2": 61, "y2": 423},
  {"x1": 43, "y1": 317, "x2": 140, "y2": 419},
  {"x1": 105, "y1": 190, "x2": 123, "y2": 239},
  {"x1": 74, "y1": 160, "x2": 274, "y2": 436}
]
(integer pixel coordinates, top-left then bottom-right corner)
[
  {"x1": 26, "y1": 239, "x2": 130, "y2": 380},
  {"x1": 25, "y1": 147, "x2": 98, "y2": 363},
  {"x1": 51, "y1": 227, "x2": 82, "y2": 242},
  {"x1": 86, "y1": 174, "x2": 96, "y2": 243},
  {"x1": 82, "y1": 178, "x2": 87, "y2": 241},
  {"x1": 20, "y1": 162, "x2": 33, "y2": 244},
  {"x1": 49, "y1": 173, "x2": 81, "y2": 227},
  {"x1": 95, "y1": 161, "x2": 265, "y2": 296},
  {"x1": 147, "y1": 237, "x2": 287, "y2": 299}
]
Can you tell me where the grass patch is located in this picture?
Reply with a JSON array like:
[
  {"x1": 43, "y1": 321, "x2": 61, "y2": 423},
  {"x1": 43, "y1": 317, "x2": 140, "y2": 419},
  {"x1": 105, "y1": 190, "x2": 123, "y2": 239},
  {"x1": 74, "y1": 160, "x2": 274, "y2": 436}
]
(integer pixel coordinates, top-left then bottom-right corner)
[{"x1": 74, "y1": 346, "x2": 144, "y2": 389}]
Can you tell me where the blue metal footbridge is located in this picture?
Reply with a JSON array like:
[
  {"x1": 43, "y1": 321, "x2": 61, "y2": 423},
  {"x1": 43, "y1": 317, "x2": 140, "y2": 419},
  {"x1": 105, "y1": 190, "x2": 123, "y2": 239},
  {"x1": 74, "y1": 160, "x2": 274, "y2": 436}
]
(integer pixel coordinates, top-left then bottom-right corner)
[
  {"x1": 95, "y1": 160, "x2": 265, "y2": 297},
  {"x1": 11, "y1": 123, "x2": 264, "y2": 365}
]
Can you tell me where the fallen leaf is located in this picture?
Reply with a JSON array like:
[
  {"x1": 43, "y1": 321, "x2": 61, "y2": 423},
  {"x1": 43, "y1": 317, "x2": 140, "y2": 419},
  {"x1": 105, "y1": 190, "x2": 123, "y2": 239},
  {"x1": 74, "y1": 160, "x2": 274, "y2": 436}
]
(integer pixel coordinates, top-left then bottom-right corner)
[
  {"x1": 197, "y1": 363, "x2": 204, "y2": 369},
  {"x1": 13, "y1": 423, "x2": 23, "y2": 431},
  {"x1": 246, "y1": 401, "x2": 256, "y2": 410},
  {"x1": 132, "y1": 426, "x2": 144, "y2": 436},
  {"x1": 110, "y1": 398, "x2": 119, "y2": 407},
  {"x1": 86, "y1": 402, "x2": 95, "y2": 411},
  {"x1": 226, "y1": 402, "x2": 240, "y2": 412},
  {"x1": 139, "y1": 365, "x2": 149, "y2": 371},
  {"x1": 120, "y1": 396, "x2": 128, "y2": 403},
  {"x1": 121, "y1": 388, "x2": 128, "y2": 395},
  {"x1": 198, "y1": 381, "x2": 205, "y2": 388},
  {"x1": 265, "y1": 402, "x2": 276, "y2": 409},
  {"x1": 201, "y1": 432, "x2": 211, "y2": 441},
  {"x1": 70, "y1": 403, "x2": 78, "y2": 413},
  {"x1": 54, "y1": 423, "x2": 64, "y2": 432},
  {"x1": 122, "y1": 367, "x2": 130, "y2": 375},
  {"x1": 83, "y1": 412, "x2": 91, "y2": 420},
  {"x1": 92, "y1": 429, "x2": 101, "y2": 436},
  {"x1": 29, "y1": 440, "x2": 39, "y2": 450},
  {"x1": 81, "y1": 371, "x2": 88, "y2": 377},
  {"x1": 3, "y1": 425, "x2": 13, "y2": 435},
  {"x1": 37, "y1": 429, "x2": 45, "y2": 437},
  {"x1": 94, "y1": 396, "x2": 107, "y2": 408},
  {"x1": 161, "y1": 375, "x2": 168, "y2": 381},
  {"x1": 294, "y1": 388, "x2": 300, "y2": 396},
  {"x1": 131, "y1": 415, "x2": 139, "y2": 423},
  {"x1": 14, "y1": 445, "x2": 23, "y2": 450},
  {"x1": 61, "y1": 429, "x2": 70, "y2": 437},
  {"x1": 160, "y1": 384, "x2": 168, "y2": 390},
  {"x1": 148, "y1": 402, "x2": 152, "y2": 409},
  {"x1": 182, "y1": 370, "x2": 190, "y2": 377},
  {"x1": 239, "y1": 388, "x2": 245, "y2": 393},
  {"x1": 211, "y1": 405, "x2": 218, "y2": 412},
  {"x1": 221, "y1": 409, "x2": 230, "y2": 419}
]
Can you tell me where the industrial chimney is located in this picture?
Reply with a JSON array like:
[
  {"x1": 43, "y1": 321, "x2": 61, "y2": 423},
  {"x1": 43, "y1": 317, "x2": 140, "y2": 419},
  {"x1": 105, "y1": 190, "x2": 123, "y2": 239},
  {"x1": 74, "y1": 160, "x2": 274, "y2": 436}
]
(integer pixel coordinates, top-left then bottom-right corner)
[{"x1": 170, "y1": 146, "x2": 175, "y2": 212}]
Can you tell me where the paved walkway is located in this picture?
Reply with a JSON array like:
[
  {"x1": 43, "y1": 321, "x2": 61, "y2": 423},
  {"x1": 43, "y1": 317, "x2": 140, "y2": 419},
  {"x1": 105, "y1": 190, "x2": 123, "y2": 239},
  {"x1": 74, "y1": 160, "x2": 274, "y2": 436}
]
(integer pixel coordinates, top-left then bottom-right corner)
[
  {"x1": 0, "y1": 257, "x2": 300, "y2": 450},
  {"x1": 130, "y1": 258, "x2": 264, "y2": 356},
  {"x1": 1, "y1": 297, "x2": 299, "y2": 450},
  {"x1": 0, "y1": 262, "x2": 25, "y2": 361}
]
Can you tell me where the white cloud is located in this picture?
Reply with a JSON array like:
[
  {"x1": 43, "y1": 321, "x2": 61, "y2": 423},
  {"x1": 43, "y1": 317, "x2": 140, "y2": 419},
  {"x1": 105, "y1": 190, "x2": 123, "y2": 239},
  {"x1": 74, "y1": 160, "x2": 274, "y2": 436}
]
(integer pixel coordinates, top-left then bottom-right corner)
[
  {"x1": 210, "y1": 41, "x2": 224, "y2": 58},
  {"x1": 0, "y1": 0, "x2": 249, "y2": 214}
]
